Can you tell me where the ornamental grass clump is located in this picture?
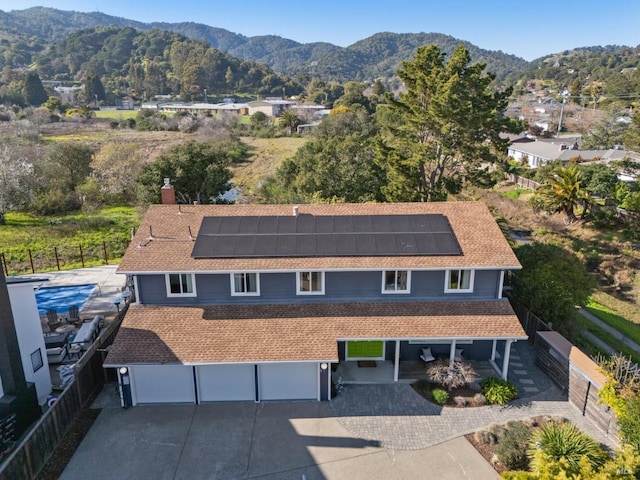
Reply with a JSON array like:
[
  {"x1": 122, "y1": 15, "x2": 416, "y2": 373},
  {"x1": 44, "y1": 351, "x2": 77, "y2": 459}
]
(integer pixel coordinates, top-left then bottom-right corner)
[
  {"x1": 480, "y1": 377, "x2": 518, "y2": 405},
  {"x1": 528, "y1": 422, "x2": 608, "y2": 475}
]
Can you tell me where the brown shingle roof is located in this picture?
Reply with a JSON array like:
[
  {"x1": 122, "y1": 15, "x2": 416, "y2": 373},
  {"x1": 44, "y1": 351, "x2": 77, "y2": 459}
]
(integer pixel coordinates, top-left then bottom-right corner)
[
  {"x1": 117, "y1": 202, "x2": 520, "y2": 272},
  {"x1": 104, "y1": 301, "x2": 527, "y2": 365}
]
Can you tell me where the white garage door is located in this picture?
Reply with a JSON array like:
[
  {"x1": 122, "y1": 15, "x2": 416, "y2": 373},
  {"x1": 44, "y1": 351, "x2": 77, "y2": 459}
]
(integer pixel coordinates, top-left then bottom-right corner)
[
  {"x1": 132, "y1": 365, "x2": 195, "y2": 405},
  {"x1": 196, "y1": 364, "x2": 255, "y2": 402},
  {"x1": 259, "y1": 363, "x2": 317, "y2": 400}
]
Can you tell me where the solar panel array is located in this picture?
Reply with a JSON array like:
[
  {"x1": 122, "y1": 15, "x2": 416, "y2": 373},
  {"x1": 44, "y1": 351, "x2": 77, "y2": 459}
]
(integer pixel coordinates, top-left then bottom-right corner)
[{"x1": 191, "y1": 214, "x2": 462, "y2": 258}]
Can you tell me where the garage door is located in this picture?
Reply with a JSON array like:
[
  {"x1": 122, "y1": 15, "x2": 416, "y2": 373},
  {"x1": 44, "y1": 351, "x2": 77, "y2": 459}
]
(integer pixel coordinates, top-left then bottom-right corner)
[
  {"x1": 196, "y1": 364, "x2": 255, "y2": 402},
  {"x1": 132, "y1": 365, "x2": 195, "y2": 405},
  {"x1": 259, "y1": 363, "x2": 317, "y2": 400}
]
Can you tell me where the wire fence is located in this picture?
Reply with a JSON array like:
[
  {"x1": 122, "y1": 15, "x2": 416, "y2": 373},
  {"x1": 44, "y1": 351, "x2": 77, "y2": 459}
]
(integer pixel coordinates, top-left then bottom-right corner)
[{"x1": 1, "y1": 239, "x2": 130, "y2": 276}]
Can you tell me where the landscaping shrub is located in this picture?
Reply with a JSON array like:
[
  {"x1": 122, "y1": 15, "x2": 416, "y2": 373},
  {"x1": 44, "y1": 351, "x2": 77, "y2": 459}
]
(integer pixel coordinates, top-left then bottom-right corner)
[
  {"x1": 431, "y1": 388, "x2": 449, "y2": 405},
  {"x1": 480, "y1": 377, "x2": 518, "y2": 405},
  {"x1": 427, "y1": 360, "x2": 477, "y2": 391},
  {"x1": 412, "y1": 379, "x2": 431, "y2": 398},
  {"x1": 496, "y1": 423, "x2": 532, "y2": 471},
  {"x1": 474, "y1": 430, "x2": 498, "y2": 445},
  {"x1": 473, "y1": 393, "x2": 487, "y2": 406},
  {"x1": 528, "y1": 422, "x2": 608, "y2": 474}
]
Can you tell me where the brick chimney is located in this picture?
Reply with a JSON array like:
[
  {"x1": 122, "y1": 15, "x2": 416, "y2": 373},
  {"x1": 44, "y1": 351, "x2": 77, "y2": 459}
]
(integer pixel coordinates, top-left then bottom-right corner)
[{"x1": 160, "y1": 178, "x2": 176, "y2": 205}]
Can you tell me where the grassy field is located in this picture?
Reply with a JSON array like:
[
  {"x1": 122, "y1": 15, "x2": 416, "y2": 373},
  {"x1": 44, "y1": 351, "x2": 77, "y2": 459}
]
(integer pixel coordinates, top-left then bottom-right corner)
[
  {"x1": 0, "y1": 207, "x2": 142, "y2": 275},
  {"x1": 232, "y1": 136, "x2": 307, "y2": 199},
  {"x1": 585, "y1": 297, "x2": 640, "y2": 346},
  {"x1": 94, "y1": 110, "x2": 139, "y2": 120},
  {"x1": 575, "y1": 314, "x2": 640, "y2": 364}
]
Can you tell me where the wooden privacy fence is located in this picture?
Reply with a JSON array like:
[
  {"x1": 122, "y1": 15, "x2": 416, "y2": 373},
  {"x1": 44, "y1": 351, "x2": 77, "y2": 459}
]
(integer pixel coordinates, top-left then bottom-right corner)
[
  {"x1": 1, "y1": 239, "x2": 130, "y2": 276},
  {"x1": 535, "y1": 331, "x2": 619, "y2": 441},
  {"x1": 0, "y1": 305, "x2": 127, "y2": 480},
  {"x1": 507, "y1": 296, "x2": 552, "y2": 344},
  {"x1": 507, "y1": 173, "x2": 541, "y2": 190}
]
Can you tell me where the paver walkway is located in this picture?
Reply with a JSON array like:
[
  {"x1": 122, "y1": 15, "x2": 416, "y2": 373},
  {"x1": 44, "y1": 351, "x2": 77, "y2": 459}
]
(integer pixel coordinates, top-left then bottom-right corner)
[{"x1": 330, "y1": 342, "x2": 617, "y2": 451}]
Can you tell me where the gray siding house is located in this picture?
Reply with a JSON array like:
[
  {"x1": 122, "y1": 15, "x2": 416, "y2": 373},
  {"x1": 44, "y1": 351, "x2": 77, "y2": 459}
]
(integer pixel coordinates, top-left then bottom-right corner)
[{"x1": 105, "y1": 197, "x2": 526, "y2": 406}]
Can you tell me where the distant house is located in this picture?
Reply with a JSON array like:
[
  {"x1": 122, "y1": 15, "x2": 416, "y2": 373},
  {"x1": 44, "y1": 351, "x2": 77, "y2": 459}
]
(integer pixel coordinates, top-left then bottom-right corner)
[
  {"x1": 141, "y1": 102, "x2": 249, "y2": 115},
  {"x1": 248, "y1": 99, "x2": 296, "y2": 117},
  {"x1": 507, "y1": 141, "x2": 632, "y2": 168}
]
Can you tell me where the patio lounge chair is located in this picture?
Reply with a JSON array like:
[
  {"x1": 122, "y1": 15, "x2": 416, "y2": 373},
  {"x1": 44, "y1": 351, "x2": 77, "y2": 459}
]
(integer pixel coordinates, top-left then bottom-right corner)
[
  {"x1": 68, "y1": 305, "x2": 81, "y2": 326},
  {"x1": 419, "y1": 347, "x2": 435, "y2": 363},
  {"x1": 46, "y1": 309, "x2": 62, "y2": 331}
]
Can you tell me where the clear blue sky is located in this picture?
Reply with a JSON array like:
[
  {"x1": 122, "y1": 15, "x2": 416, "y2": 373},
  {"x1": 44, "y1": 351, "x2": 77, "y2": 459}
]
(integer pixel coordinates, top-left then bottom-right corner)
[{"x1": 1, "y1": 0, "x2": 639, "y2": 60}]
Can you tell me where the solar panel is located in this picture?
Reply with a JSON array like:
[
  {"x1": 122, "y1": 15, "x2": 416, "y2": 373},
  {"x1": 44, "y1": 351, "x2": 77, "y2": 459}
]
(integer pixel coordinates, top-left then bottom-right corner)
[{"x1": 191, "y1": 214, "x2": 462, "y2": 258}]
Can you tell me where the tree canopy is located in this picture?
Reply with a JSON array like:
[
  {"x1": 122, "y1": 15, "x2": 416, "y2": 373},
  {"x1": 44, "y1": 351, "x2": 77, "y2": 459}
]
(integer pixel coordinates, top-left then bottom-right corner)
[
  {"x1": 377, "y1": 44, "x2": 520, "y2": 202},
  {"x1": 136, "y1": 141, "x2": 242, "y2": 204},
  {"x1": 510, "y1": 242, "x2": 595, "y2": 333}
]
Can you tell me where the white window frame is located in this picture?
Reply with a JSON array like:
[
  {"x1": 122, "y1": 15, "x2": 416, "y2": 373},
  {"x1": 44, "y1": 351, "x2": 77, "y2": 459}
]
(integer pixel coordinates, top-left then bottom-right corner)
[
  {"x1": 296, "y1": 271, "x2": 325, "y2": 295},
  {"x1": 381, "y1": 270, "x2": 411, "y2": 294},
  {"x1": 444, "y1": 269, "x2": 475, "y2": 293},
  {"x1": 230, "y1": 272, "x2": 260, "y2": 296},
  {"x1": 165, "y1": 273, "x2": 197, "y2": 297}
]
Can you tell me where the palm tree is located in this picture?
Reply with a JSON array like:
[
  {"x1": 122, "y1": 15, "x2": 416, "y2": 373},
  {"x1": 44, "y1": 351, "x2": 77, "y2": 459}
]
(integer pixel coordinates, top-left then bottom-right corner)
[
  {"x1": 278, "y1": 110, "x2": 300, "y2": 136},
  {"x1": 530, "y1": 165, "x2": 590, "y2": 224}
]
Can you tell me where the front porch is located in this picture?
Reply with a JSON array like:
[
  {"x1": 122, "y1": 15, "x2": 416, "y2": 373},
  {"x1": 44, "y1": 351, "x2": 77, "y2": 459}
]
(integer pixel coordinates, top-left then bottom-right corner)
[
  {"x1": 335, "y1": 338, "x2": 518, "y2": 385},
  {"x1": 335, "y1": 359, "x2": 498, "y2": 385}
]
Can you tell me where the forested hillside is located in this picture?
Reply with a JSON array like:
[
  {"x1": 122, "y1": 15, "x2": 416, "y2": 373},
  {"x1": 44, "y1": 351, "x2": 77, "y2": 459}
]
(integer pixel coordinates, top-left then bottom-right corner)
[
  {"x1": 0, "y1": 7, "x2": 528, "y2": 82},
  {"x1": 29, "y1": 26, "x2": 302, "y2": 100},
  {"x1": 519, "y1": 46, "x2": 640, "y2": 101}
]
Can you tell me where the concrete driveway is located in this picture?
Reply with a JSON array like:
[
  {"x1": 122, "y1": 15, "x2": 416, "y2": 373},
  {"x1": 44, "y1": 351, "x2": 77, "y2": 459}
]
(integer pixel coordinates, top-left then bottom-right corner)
[{"x1": 60, "y1": 402, "x2": 498, "y2": 480}]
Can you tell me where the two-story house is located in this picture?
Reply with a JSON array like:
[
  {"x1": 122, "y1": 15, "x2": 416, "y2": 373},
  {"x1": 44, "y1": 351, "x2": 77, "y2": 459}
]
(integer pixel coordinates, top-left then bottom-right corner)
[{"x1": 105, "y1": 198, "x2": 527, "y2": 406}]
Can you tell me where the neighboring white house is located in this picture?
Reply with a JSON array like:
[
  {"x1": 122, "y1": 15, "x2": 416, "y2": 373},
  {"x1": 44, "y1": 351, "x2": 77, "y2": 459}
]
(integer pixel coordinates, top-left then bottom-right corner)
[
  {"x1": 6, "y1": 277, "x2": 52, "y2": 404},
  {"x1": 507, "y1": 141, "x2": 634, "y2": 168}
]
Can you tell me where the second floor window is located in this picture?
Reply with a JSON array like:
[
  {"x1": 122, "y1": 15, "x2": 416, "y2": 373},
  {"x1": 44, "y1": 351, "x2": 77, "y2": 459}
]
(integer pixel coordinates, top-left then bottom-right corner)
[
  {"x1": 232, "y1": 272, "x2": 259, "y2": 296},
  {"x1": 298, "y1": 271, "x2": 324, "y2": 295},
  {"x1": 382, "y1": 270, "x2": 410, "y2": 293},
  {"x1": 445, "y1": 269, "x2": 474, "y2": 293},
  {"x1": 167, "y1": 273, "x2": 196, "y2": 297}
]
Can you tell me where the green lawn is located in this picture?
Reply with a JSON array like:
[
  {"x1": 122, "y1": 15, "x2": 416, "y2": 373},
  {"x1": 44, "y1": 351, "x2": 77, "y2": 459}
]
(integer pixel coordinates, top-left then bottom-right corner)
[
  {"x1": 585, "y1": 299, "x2": 640, "y2": 346},
  {"x1": 94, "y1": 110, "x2": 138, "y2": 120},
  {"x1": 575, "y1": 313, "x2": 640, "y2": 364},
  {"x1": 1, "y1": 207, "x2": 141, "y2": 275}
]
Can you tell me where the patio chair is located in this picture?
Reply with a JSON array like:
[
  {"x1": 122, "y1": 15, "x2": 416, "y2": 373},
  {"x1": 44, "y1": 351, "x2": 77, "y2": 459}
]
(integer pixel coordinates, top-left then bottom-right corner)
[
  {"x1": 68, "y1": 305, "x2": 81, "y2": 326},
  {"x1": 419, "y1": 347, "x2": 435, "y2": 363},
  {"x1": 46, "y1": 309, "x2": 62, "y2": 331}
]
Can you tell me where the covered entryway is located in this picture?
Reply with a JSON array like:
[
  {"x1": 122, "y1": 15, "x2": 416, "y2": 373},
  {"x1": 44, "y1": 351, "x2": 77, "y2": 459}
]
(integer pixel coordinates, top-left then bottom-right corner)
[
  {"x1": 196, "y1": 364, "x2": 255, "y2": 402},
  {"x1": 132, "y1": 365, "x2": 195, "y2": 404},
  {"x1": 259, "y1": 363, "x2": 318, "y2": 400}
]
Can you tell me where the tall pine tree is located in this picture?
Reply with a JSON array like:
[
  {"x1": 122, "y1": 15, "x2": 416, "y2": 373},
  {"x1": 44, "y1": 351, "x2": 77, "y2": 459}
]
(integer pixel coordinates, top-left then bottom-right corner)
[
  {"x1": 377, "y1": 45, "x2": 521, "y2": 202},
  {"x1": 22, "y1": 71, "x2": 48, "y2": 106}
]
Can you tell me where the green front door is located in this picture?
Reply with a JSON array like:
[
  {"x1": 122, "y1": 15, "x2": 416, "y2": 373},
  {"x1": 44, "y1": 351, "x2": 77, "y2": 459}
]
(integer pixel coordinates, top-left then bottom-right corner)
[{"x1": 347, "y1": 341, "x2": 384, "y2": 359}]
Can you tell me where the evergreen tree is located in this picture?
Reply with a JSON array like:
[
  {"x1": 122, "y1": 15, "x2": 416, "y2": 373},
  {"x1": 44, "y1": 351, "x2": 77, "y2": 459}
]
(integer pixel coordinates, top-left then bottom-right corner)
[
  {"x1": 22, "y1": 71, "x2": 48, "y2": 106},
  {"x1": 83, "y1": 74, "x2": 106, "y2": 104},
  {"x1": 377, "y1": 45, "x2": 520, "y2": 202}
]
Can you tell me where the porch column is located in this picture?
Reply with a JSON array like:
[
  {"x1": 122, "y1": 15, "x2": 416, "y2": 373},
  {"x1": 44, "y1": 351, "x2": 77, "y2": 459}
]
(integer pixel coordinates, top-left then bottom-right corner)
[
  {"x1": 393, "y1": 340, "x2": 400, "y2": 382},
  {"x1": 501, "y1": 339, "x2": 513, "y2": 380},
  {"x1": 449, "y1": 340, "x2": 457, "y2": 369},
  {"x1": 498, "y1": 271, "x2": 505, "y2": 299},
  {"x1": 490, "y1": 339, "x2": 497, "y2": 362}
]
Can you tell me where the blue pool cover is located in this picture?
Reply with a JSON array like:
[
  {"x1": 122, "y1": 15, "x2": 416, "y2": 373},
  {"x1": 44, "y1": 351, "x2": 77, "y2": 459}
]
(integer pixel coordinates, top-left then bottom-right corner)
[{"x1": 35, "y1": 284, "x2": 97, "y2": 315}]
